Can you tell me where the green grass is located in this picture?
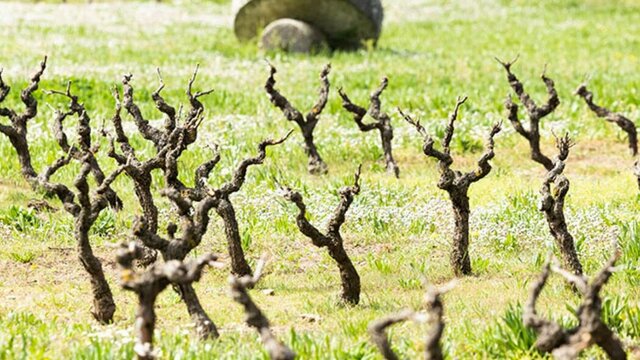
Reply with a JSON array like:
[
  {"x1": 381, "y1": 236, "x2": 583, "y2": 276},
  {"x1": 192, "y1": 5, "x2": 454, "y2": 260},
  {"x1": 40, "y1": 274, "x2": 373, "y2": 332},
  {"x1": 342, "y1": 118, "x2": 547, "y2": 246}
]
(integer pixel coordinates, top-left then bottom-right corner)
[{"x1": 1, "y1": 0, "x2": 639, "y2": 358}]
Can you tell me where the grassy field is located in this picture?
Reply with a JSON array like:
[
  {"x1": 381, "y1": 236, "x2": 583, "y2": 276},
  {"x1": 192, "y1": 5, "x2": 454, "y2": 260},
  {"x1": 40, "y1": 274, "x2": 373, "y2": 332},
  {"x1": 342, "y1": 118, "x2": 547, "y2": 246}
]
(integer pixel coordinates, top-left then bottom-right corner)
[{"x1": 1, "y1": 0, "x2": 639, "y2": 358}]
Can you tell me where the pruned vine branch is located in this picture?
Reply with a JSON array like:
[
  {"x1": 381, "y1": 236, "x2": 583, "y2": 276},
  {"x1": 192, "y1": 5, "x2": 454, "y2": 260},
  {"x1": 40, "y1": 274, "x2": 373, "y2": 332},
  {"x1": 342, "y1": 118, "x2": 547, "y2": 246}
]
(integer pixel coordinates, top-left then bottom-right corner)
[
  {"x1": 116, "y1": 241, "x2": 221, "y2": 360},
  {"x1": 574, "y1": 84, "x2": 637, "y2": 156},
  {"x1": 0, "y1": 57, "x2": 48, "y2": 185},
  {"x1": 496, "y1": 56, "x2": 559, "y2": 170},
  {"x1": 37, "y1": 80, "x2": 138, "y2": 324},
  {"x1": 0, "y1": 57, "x2": 123, "y2": 209},
  {"x1": 574, "y1": 83, "x2": 639, "y2": 190},
  {"x1": 369, "y1": 281, "x2": 456, "y2": 360},
  {"x1": 106, "y1": 66, "x2": 223, "y2": 338},
  {"x1": 538, "y1": 133, "x2": 583, "y2": 275},
  {"x1": 279, "y1": 165, "x2": 362, "y2": 304},
  {"x1": 167, "y1": 130, "x2": 292, "y2": 277},
  {"x1": 265, "y1": 62, "x2": 330, "y2": 174},
  {"x1": 132, "y1": 128, "x2": 290, "y2": 338},
  {"x1": 524, "y1": 248, "x2": 626, "y2": 359},
  {"x1": 401, "y1": 97, "x2": 501, "y2": 276},
  {"x1": 229, "y1": 255, "x2": 296, "y2": 360},
  {"x1": 339, "y1": 77, "x2": 399, "y2": 178}
]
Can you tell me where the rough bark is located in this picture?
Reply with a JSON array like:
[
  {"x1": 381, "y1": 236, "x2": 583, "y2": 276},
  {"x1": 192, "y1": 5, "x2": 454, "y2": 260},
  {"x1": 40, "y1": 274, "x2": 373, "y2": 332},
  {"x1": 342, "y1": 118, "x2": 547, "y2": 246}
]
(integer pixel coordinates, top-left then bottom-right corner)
[
  {"x1": 36, "y1": 148, "x2": 126, "y2": 323},
  {"x1": 368, "y1": 282, "x2": 455, "y2": 360},
  {"x1": 116, "y1": 242, "x2": 220, "y2": 360},
  {"x1": 112, "y1": 68, "x2": 289, "y2": 277},
  {"x1": 132, "y1": 189, "x2": 220, "y2": 339},
  {"x1": 339, "y1": 77, "x2": 399, "y2": 178},
  {"x1": 574, "y1": 84, "x2": 637, "y2": 156},
  {"x1": 229, "y1": 256, "x2": 296, "y2": 360},
  {"x1": 46, "y1": 81, "x2": 123, "y2": 210},
  {"x1": 265, "y1": 62, "x2": 330, "y2": 175},
  {"x1": 0, "y1": 57, "x2": 122, "y2": 211},
  {"x1": 496, "y1": 56, "x2": 559, "y2": 170},
  {"x1": 105, "y1": 67, "x2": 215, "y2": 266},
  {"x1": 0, "y1": 62, "x2": 126, "y2": 319},
  {"x1": 134, "y1": 132, "x2": 290, "y2": 335},
  {"x1": 280, "y1": 166, "x2": 362, "y2": 304},
  {"x1": 0, "y1": 57, "x2": 47, "y2": 183},
  {"x1": 202, "y1": 131, "x2": 291, "y2": 276},
  {"x1": 73, "y1": 153, "x2": 127, "y2": 323},
  {"x1": 401, "y1": 97, "x2": 501, "y2": 276},
  {"x1": 538, "y1": 134, "x2": 583, "y2": 275},
  {"x1": 38, "y1": 81, "x2": 137, "y2": 323},
  {"x1": 107, "y1": 67, "x2": 220, "y2": 337},
  {"x1": 524, "y1": 249, "x2": 626, "y2": 359}
]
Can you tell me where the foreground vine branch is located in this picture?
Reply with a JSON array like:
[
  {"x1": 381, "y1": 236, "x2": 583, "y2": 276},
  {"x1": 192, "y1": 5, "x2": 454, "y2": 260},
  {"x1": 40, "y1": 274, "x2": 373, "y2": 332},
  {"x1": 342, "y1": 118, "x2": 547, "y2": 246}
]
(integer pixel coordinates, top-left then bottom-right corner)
[
  {"x1": 339, "y1": 77, "x2": 399, "y2": 178},
  {"x1": 0, "y1": 57, "x2": 50, "y2": 185},
  {"x1": 265, "y1": 62, "x2": 330, "y2": 174},
  {"x1": 279, "y1": 165, "x2": 362, "y2": 304},
  {"x1": 574, "y1": 84, "x2": 637, "y2": 156},
  {"x1": 401, "y1": 97, "x2": 501, "y2": 276},
  {"x1": 496, "y1": 56, "x2": 559, "y2": 170},
  {"x1": 538, "y1": 134, "x2": 583, "y2": 275},
  {"x1": 130, "y1": 140, "x2": 220, "y2": 338},
  {"x1": 132, "y1": 182, "x2": 220, "y2": 339},
  {"x1": 369, "y1": 281, "x2": 456, "y2": 360},
  {"x1": 524, "y1": 248, "x2": 626, "y2": 359},
  {"x1": 229, "y1": 255, "x2": 296, "y2": 360},
  {"x1": 116, "y1": 242, "x2": 221, "y2": 360}
]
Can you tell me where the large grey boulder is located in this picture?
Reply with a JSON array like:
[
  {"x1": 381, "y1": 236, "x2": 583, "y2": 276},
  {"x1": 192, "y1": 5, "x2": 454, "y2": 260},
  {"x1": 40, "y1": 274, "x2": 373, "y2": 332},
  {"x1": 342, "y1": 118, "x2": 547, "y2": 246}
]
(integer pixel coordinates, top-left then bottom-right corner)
[{"x1": 232, "y1": 0, "x2": 383, "y2": 50}]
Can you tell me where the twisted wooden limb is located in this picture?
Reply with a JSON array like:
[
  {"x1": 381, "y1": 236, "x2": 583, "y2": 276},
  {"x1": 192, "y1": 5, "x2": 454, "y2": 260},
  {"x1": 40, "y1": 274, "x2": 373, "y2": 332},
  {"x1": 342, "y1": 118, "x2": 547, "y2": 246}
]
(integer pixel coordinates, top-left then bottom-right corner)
[
  {"x1": 538, "y1": 134, "x2": 583, "y2": 275},
  {"x1": 369, "y1": 281, "x2": 456, "y2": 360},
  {"x1": 0, "y1": 57, "x2": 46, "y2": 182},
  {"x1": 496, "y1": 56, "x2": 559, "y2": 170},
  {"x1": 39, "y1": 145, "x2": 128, "y2": 323},
  {"x1": 46, "y1": 82, "x2": 123, "y2": 210},
  {"x1": 401, "y1": 98, "x2": 501, "y2": 276},
  {"x1": 212, "y1": 131, "x2": 292, "y2": 276},
  {"x1": 229, "y1": 256, "x2": 296, "y2": 360},
  {"x1": 109, "y1": 68, "x2": 221, "y2": 337},
  {"x1": 20, "y1": 78, "x2": 135, "y2": 323},
  {"x1": 117, "y1": 242, "x2": 221, "y2": 360},
  {"x1": 160, "y1": 131, "x2": 290, "y2": 277},
  {"x1": 132, "y1": 131, "x2": 289, "y2": 336},
  {"x1": 524, "y1": 249, "x2": 626, "y2": 359},
  {"x1": 573, "y1": 83, "x2": 639, "y2": 190},
  {"x1": 73, "y1": 154, "x2": 125, "y2": 323},
  {"x1": 0, "y1": 57, "x2": 83, "y2": 199},
  {"x1": 280, "y1": 166, "x2": 362, "y2": 304},
  {"x1": 339, "y1": 77, "x2": 399, "y2": 178},
  {"x1": 106, "y1": 67, "x2": 215, "y2": 264},
  {"x1": 368, "y1": 309, "x2": 416, "y2": 360},
  {"x1": 132, "y1": 189, "x2": 220, "y2": 339},
  {"x1": 574, "y1": 84, "x2": 637, "y2": 156},
  {"x1": 265, "y1": 62, "x2": 330, "y2": 174}
]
